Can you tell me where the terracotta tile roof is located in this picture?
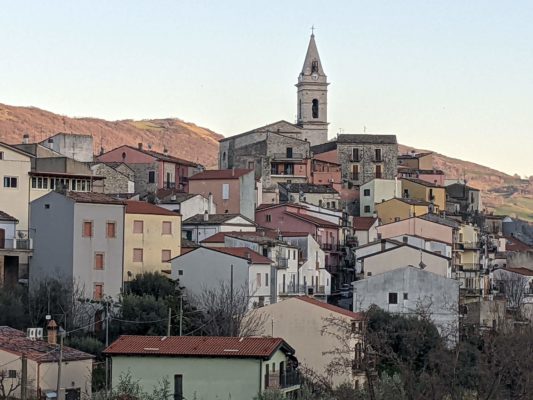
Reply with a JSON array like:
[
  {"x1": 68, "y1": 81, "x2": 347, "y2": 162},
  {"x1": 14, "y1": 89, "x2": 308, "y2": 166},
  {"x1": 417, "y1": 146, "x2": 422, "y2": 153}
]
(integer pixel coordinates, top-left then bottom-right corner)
[
  {"x1": 155, "y1": 189, "x2": 197, "y2": 203},
  {"x1": 295, "y1": 296, "x2": 364, "y2": 320},
  {"x1": 394, "y1": 197, "x2": 431, "y2": 206},
  {"x1": 120, "y1": 145, "x2": 200, "y2": 166},
  {"x1": 104, "y1": 336, "x2": 291, "y2": 358},
  {"x1": 505, "y1": 267, "x2": 533, "y2": 276},
  {"x1": 200, "y1": 232, "x2": 227, "y2": 243},
  {"x1": 66, "y1": 191, "x2": 125, "y2": 205},
  {"x1": 256, "y1": 203, "x2": 307, "y2": 212},
  {"x1": 504, "y1": 236, "x2": 532, "y2": 252},
  {"x1": 0, "y1": 326, "x2": 93, "y2": 362},
  {"x1": 125, "y1": 201, "x2": 181, "y2": 216},
  {"x1": 353, "y1": 217, "x2": 377, "y2": 230},
  {"x1": 211, "y1": 247, "x2": 273, "y2": 264},
  {"x1": 0, "y1": 211, "x2": 18, "y2": 222},
  {"x1": 398, "y1": 152, "x2": 432, "y2": 159},
  {"x1": 284, "y1": 211, "x2": 338, "y2": 228},
  {"x1": 189, "y1": 169, "x2": 253, "y2": 180},
  {"x1": 181, "y1": 239, "x2": 199, "y2": 248}
]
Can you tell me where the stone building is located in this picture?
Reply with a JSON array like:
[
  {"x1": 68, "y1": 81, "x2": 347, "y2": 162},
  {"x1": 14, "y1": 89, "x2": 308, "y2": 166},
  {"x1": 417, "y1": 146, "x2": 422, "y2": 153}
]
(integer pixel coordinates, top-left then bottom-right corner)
[{"x1": 90, "y1": 162, "x2": 135, "y2": 194}]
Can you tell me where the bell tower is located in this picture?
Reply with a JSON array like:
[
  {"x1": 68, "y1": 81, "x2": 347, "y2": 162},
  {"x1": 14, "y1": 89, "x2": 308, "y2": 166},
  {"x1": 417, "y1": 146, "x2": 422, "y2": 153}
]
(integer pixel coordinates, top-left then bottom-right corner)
[{"x1": 296, "y1": 32, "x2": 329, "y2": 146}]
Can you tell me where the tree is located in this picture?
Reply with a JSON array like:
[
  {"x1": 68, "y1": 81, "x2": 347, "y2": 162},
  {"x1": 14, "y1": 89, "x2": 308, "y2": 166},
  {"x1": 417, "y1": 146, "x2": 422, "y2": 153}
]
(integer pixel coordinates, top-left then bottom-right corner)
[
  {"x1": 496, "y1": 271, "x2": 528, "y2": 314},
  {"x1": 0, "y1": 286, "x2": 30, "y2": 329},
  {"x1": 0, "y1": 369, "x2": 21, "y2": 400}
]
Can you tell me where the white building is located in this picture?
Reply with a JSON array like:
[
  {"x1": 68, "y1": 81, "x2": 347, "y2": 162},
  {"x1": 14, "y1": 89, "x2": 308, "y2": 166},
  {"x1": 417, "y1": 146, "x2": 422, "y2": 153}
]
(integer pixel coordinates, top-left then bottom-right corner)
[
  {"x1": 182, "y1": 213, "x2": 256, "y2": 243},
  {"x1": 360, "y1": 178, "x2": 401, "y2": 217},
  {"x1": 157, "y1": 192, "x2": 215, "y2": 221}
]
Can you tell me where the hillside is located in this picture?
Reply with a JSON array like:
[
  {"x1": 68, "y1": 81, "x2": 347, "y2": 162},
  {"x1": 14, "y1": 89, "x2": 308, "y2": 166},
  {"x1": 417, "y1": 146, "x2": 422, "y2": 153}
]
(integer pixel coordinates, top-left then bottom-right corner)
[
  {"x1": 0, "y1": 103, "x2": 531, "y2": 221},
  {"x1": 0, "y1": 103, "x2": 222, "y2": 168}
]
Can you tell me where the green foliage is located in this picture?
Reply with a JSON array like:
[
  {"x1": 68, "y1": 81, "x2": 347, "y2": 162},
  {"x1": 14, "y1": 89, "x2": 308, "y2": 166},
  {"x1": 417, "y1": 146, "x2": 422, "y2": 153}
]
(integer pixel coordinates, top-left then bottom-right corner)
[
  {"x1": 126, "y1": 272, "x2": 180, "y2": 300},
  {"x1": 116, "y1": 294, "x2": 168, "y2": 336},
  {"x1": 0, "y1": 285, "x2": 29, "y2": 329},
  {"x1": 66, "y1": 335, "x2": 106, "y2": 358}
]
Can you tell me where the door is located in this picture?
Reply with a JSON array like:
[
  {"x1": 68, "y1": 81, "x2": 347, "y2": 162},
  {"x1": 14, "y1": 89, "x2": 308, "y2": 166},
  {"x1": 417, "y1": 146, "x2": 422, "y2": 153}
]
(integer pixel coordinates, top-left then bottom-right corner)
[
  {"x1": 174, "y1": 375, "x2": 183, "y2": 400},
  {"x1": 0, "y1": 228, "x2": 4, "y2": 248}
]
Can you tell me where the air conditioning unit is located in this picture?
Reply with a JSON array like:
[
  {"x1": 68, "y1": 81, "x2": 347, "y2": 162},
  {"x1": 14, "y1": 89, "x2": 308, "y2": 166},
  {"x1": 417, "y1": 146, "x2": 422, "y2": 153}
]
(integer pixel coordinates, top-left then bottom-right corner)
[
  {"x1": 36, "y1": 328, "x2": 43, "y2": 339},
  {"x1": 27, "y1": 328, "x2": 44, "y2": 340}
]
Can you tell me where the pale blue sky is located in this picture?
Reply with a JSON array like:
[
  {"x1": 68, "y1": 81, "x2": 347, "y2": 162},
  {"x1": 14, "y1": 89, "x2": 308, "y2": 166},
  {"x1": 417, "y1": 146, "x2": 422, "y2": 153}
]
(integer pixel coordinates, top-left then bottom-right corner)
[{"x1": 1, "y1": 1, "x2": 532, "y2": 176}]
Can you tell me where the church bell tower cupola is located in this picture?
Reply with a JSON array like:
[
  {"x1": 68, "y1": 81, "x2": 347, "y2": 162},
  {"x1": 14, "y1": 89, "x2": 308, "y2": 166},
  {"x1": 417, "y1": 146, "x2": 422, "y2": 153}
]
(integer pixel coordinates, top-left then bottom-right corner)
[{"x1": 296, "y1": 32, "x2": 329, "y2": 146}]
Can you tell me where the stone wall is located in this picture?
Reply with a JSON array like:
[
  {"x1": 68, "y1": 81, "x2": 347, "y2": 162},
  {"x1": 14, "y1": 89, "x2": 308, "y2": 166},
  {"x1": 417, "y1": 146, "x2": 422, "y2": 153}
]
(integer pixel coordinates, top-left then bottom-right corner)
[{"x1": 91, "y1": 163, "x2": 133, "y2": 194}]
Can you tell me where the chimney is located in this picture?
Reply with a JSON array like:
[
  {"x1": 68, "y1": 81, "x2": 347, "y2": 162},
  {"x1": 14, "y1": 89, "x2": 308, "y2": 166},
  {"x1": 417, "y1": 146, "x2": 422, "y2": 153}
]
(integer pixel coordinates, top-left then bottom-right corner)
[
  {"x1": 138, "y1": 143, "x2": 143, "y2": 150},
  {"x1": 22, "y1": 133, "x2": 30, "y2": 144},
  {"x1": 208, "y1": 192, "x2": 213, "y2": 214},
  {"x1": 203, "y1": 210, "x2": 209, "y2": 222},
  {"x1": 47, "y1": 320, "x2": 58, "y2": 345}
]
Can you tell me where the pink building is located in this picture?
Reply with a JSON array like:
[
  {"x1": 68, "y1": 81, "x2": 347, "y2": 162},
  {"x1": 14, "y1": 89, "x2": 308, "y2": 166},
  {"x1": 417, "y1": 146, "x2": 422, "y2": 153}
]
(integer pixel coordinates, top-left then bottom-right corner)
[
  {"x1": 376, "y1": 215, "x2": 456, "y2": 245},
  {"x1": 188, "y1": 169, "x2": 257, "y2": 221},
  {"x1": 98, "y1": 144, "x2": 202, "y2": 194},
  {"x1": 309, "y1": 156, "x2": 342, "y2": 192}
]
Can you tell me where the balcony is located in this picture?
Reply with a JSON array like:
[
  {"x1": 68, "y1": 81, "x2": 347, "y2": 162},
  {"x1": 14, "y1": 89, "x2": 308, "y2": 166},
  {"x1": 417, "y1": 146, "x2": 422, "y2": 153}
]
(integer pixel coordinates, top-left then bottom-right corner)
[
  {"x1": 0, "y1": 231, "x2": 33, "y2": 251},
  {"x1": 375, "y1": 172, "x2": 383, "y2": 179},
  {"x1": 272, "y1": 153, "x2": 304, "y2": 161},
  {"x1": 350, "y1": 157, "x2": 361, "y2": 163},
  {"x1": 265, "y1": 370, "x2": 301, "y2": 390},
  {"x1": 319, "y1": 243, "x2": 342, "y2": 252},
  {"x1": 350, "y1": 173, "x2": 360, "y2": 181},
  {"x1": 276, "y1": 257, "x2": 289, "y2": 268}
]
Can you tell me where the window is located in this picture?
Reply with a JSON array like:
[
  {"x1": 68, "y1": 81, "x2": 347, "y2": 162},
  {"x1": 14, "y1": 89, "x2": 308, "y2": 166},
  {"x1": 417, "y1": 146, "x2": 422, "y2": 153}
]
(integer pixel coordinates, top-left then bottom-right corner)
[
  {"x1": 266, "y1": 214, "x2": 272, "y2": 223},
  {"x1": 351, "y1": 165, "x2": 359, "y2": 180},
  {"x1": 133, "y1": 220, "x2": 144, "y2": 234},
  {"x1": 256, "y1": 273, "x2": 262, "y2": 288},
  {"x1": 82, "y1": 221, "x2": 93, "y2": 237},
  {"x1": 363, "y1": 189, "x2": 370, "y2": 196},
  {"x1": 106, "y1": 222, "x2": 116, "y2": 238},
  {"x1": 265, "y1": 273, "x2": 269, "y2": 287},
  {"x1": 0, "y1": 152, "x2": 3, "y2": 160},
  {"x1": 174, "y1": 374, "x2": 183, "y2": 400},
  {"x1": 375, "y1": 165, "x2": 382, "y2": 179},
  {"x1": 247, "y1": 161, "x2": 255, "y2": 170},
  {"x1": 222, "y1": 183, "x2": 229, "y2": 200},
  {"x1": 331, "y1": 201, "x2": 336, "y2": 209},
  {"x1": 178, "y1": 270, "x2": 183, "y2": 276},
  {"x1": 429, "y1": 188, "x2": 434, "y2": 201},
  {"x1": 352, "y1": 148, "x2": 360, "y2": 162},
  {"x1": 148, "y1": 171, "x2": 156, "y2": 184},
  {"x1": 162, "y1": 249, "x2": 172, "y2": 262},
  {"x1": 375, "y1": 149, "x2": 382, "y2": 162},
  {"x1": 403, "y1": 293, "x2": 408, "y2": 300},
  {"x1": 311, "y1": 60, "x2": 319, "y2": 73},
  {"x1": 95, "y1": 253, "x2": 105, "y2": 270},
  {"x1": 367, "y1": 271, "x2": 372, "y2": 277},
  {"x1": 93, "y1": 284, "x2": 103, "y2": 301},
  {"x1": 364, "y1": 205, "x2": 371, "y2": 213},
  {"x1": 388, "y1": 292, "x2": 398, "y2": 304},
  {"x1": 312, "y1": 99, "x2": 319, "y2": 118},
  {"x1": 403, "y1": 189, "x2": 409, "y2": 198},
  {"x1": 3, "y1": 177, "x2": 17, "y2": 188},
  {"x1": 7, "y1": 370, "x2": 16, "y2": 379},
  {"x1": 133, "y1": 248, "x2": 143, "y2": 262},
  {"x1": 286, "y1": 147, "x2": 293, "y2": 158},
  {"x1": 162, "y1": 221, "x2": 172, "y2": 235}
]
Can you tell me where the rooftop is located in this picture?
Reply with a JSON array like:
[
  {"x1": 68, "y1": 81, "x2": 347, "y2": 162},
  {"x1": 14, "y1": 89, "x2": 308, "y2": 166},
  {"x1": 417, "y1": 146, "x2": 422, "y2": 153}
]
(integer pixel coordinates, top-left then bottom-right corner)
[
  {"x1": 284, "y1": 211, "x2": 339, "y2": 228},
  {"x1": 353, "y1": 217, "x2": 378, "y2": 230},
  {"x1": 504, "y1": 267, "x2": 533, "y2": 277},
  {"x1": 183, "y1": 213, "x2": 254, "y2": 225},
  {"x1": 402, "y1": 178, "x2": 444, "y2": 188},
  {"x1": 201, "y1": 231, "x2": 287, "y2": 247},
  {"x1": 104, "y1": 336, "x2": 292, "y2": 358},
  {"x1": 189, "y1": 169, "x2": 253, "y2": 180},
  {"x1": 0, "y1": 211, "x2": 18, "y2": 222},
  {"x1": 418, "y1": 213, "x2": 460, "y2": 228},
  {"x1": 390, "y1": 197, "x2": 431, "y2": 206},
  {"x1": 154, "y1": 189, "x2": 198, "y2": 203},
  {"x1": 278, "y1": 183, "x2": 338, "y2": 194},
  {"x1": 295, "y1": 296, "x2": 364, "y2": 320},
  {"x1": 125, "y1": 201, "x2": 181, "y2": 216},
  {"x1": 65, "y1": 191, "x2": 125, "y2": 205},
  {"x1": 337, "y1": 134, "x2": 397, "y2": 145},
  {"x1": 210, "y1": 247, "x2": 274, "y2": 264},
  {"x1": 397, "y1": 152, "x2": 433, "y2": 159}
]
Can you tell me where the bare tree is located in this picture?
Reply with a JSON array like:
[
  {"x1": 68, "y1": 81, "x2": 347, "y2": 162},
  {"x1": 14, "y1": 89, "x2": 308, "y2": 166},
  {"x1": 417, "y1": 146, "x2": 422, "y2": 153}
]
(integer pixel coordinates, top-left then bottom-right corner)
[
  {"x1": 0, "y1": 370, "x2": 21, "y2": 400},
  {"x1": 496, "y1": 271, "x2": 528, "y2": 313}
]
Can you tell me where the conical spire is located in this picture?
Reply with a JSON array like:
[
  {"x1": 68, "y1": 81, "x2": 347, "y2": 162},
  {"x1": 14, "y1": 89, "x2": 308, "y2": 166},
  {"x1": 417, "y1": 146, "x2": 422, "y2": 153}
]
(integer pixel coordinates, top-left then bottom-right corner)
[{"x1": 301, "y1": 33, "x2": 326, "y2": 77}]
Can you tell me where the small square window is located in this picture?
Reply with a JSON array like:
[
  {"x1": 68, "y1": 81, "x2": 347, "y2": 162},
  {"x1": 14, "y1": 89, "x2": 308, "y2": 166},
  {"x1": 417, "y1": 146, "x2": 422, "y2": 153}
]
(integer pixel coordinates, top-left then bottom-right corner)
[
  {"x1": 162, "y1": 221, "x2": 172, "y2": 235},
  {"x1": 388, "y1": 292, "x2": 398, "y2": 304},
  {"x1": 133, "y1": 220, "x2": 143, "y2": 234},
  {"x1": 162, "y1": 249, "x2": 171, "y2": 262},
  {"x1": 148, "y1": 171, "x2": 156, "y2": 184},
  {"x1": 403, "y1": 293, "x2": 408, "y2": 300},
  {"x1": 133, "y1": 248, "x2": 143, "y2": 262},
  {"x1": 45, "y1": 204, "x2": 50, "y2": 209},
  {"x1": 178, "y1": 270, "x2": 184, "y2": 276},
  {"x1": 364, "y1": 205, "x2": 371, "y2": 213},
  {"x1": 7, "y1": 370, "x2": 16, "y2": 379},
  {"x1": 106, "y1": 222, "x2": 116, "y2": 238},
  {"x1": 82, "y1": 221, "x2": 93, "y2": 237},
  {"x1": 363, "y1": 189, "x2": 371, "y2": 196},
  {"x1": 367, "y1": 271, "x2": 372, "y2": 277}
]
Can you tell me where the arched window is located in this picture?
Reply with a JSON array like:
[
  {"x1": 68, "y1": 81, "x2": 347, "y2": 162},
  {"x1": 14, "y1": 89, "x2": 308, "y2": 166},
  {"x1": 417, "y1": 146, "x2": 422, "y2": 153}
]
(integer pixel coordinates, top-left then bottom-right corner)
[
  {"x1": 312, "y1": 99, "x2": 319, "y2": 118},
  {"x1": 311, "y1": 60, "x2": 319, "y2": 73}
]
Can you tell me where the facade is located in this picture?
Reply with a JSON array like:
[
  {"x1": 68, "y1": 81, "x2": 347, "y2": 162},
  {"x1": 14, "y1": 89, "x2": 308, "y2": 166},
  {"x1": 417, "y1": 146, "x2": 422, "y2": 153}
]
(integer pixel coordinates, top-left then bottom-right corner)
[
  {"x1": 397, "y1": 151, "x2": 434, "y2": 170},
  {"x1": 170, "y1": 246, "x2": 274, "y2": 307},
  {"x1": 124, "y1": 201, "x2": 181, "y2": 279},
  {"x1": 278, "y1": 183, "x2": 340, "y2": 209},
  {"x1": 336, "y1": 134, "x2": 398, "y2": 187},
  {"x1": 401, "y1": 178, "x2": 446, "y2": 211},
  {"x1": 40, "y1": 133, "x2": 94, "y2": 162},
  {"x1": 0, "y1": 326, "x2": 93, "y2": 399},
  {"x1": 182, "y1": 213, "x2": 256, "y2": 243},
  {"x1": 455, "y1": 224, "x2": 482, "y2": 297},
  {"x1": 353, "y1": 217, "x2": 379, "y2": 246},
  {"x1": 309, "y1": 156, "x2": 341, "y2": 192},
  {"x1": 90, "y1": 162, "x2": 135, "y2": 194},
  {"x1": 254, "y1": 296, "x2": 365, "y2": 387},
  {"x1": 105, "y1": 336, "x2": 300, "y2": 400},
  {"x1": 359, "y1": 178, "x2": 401, "y2": 216},
  {"x1": 0, "y1": 211, "x2": 32, "y2": 287},
  {"x1": 375, "y1": 197, "x2": 430, "y2": 224},
  {"x1": 446, "y1": 183, "x2": 483, "y2": 215},
  {"x1": 155, "y1": 191, "x2": 215, "y2": 220},
  {"x1": 376, "y1": 215, "x2": 456, "y2": 245},
  {"x1": 188, "y1": 169, "x2": 257, "y2": 220},
  {"x1": 353, "y1": 266, "x2": 459, "y2": 342},
  {"x1": 29, "y1": 191, "x2": 125, "y2": 299}
]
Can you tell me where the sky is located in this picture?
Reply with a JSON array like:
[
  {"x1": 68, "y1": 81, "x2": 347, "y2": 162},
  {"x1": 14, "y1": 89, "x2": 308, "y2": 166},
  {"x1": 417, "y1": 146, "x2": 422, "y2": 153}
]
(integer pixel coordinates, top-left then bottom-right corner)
[{"x1": 1, "y1": 1, "x2": 532, "y2": 176}]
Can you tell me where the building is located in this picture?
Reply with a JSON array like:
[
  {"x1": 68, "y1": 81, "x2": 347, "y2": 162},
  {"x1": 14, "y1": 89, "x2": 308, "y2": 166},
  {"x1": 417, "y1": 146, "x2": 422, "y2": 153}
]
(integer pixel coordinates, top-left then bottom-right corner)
[
  {"x1": 388, "y1": 234, "x2": 452, "y2": 258},
  {"x1": 397, "y1": 151, "x2": 434, "y2": 170},
  {"x1": 0, "y1": 211, "x2": 32, "y2": 287},
  {"x1": 124, "y1": 201, "x2": 181, "y2": 280},
  {"x1": 374, "y1": 197, "x2": 431, "y2": 224},
  {"x1": 397, "y1": 168, "x2": 445, "y2": 186},
  {"x1": 40, "y1": 133, "x2": 94, "y2": 162},
  {"x1": 446, "y1": 183, "x2": 482, "y2": 215},
  {"x1": 188, "y1": 169, "x2": 258, "y2": 221},
  {"x1": 97, "y1": 144, "x2": 202, "y2": 195},
  {"x1": 309, "y1": 154, "x2": 342, "y2": 191},
  {"x1": 171, "y1": 246, "x2": 274, "y2": 307},
  {"x1": 376, "y1": 215, "x2": 457, "y2": 245},
  {"x1": 278, "y1": 183, "x2": 340, "y2": 209},
  {"x1": 154, "y1": 191, "x2": 215, "y2": 220},
  {"x1": 0, "y1": 325, "x2": 93, "y2": 399},
  {"x1": 253, "y1": 296, "x2": 365, "y2": 387},
  {"x1": 353, "y1": 266, "x2": 459, "y2": 342},
  {"x1": 104, "y1": 336, "x2": 300, "y2": 400},
  {"x1": 401, "y1": 178, "x2": 446, "y2": 211},
  {"x1": 90, "y1": 162, "x2": 135, "y2": 194},
  {"x1": 353, "y1": 217, "x2": 379, "y2": 246},
  {"x1": 359, "y1": 178, "x2": 401, "y2": 216},
  {"x1": 29, "y1": 191, "x2": 125, "y2": 300},
  {"x1": 182, "y1": 213, "x2": 256, "y2": 243},
  {"x1": 455, "y1": 224, "x2": 482, "y2": 298},
  {"x1": 0, "y1": 142, "x2": 32, "y2": 231}
]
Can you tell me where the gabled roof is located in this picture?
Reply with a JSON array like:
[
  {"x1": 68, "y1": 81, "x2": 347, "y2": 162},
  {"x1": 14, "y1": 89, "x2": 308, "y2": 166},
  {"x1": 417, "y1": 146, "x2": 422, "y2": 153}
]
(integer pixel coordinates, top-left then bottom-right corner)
[
  {"x1": 281, "y1": 231, "x2": 311, "y2": 238},
  {"x1": 504, "y1": 236, "x2": 532, "y2": 252},
  {"x1": 189, "y1": 169, "x2": 252, "y2": 180},
  {"x1": 0, "y1": 211, "x2": 18, "y2": 222},
  {"x1": 0, "y1": 142, "x2": 34, "y2": 158},
  {"x1": 183, "y1": 213, "x2": 254, "y2": 225},
  {"x1": 65, "y1": 191, "x2": 125, "y2": 205},
  {"x1": 397, "y1": 152, "x2": 432, "y2": 159},
  {"x1": 104, "y1": 145, "x2": 200, "y2": 167},
  {"x1": 284, "y1": 211, "x2": 338, "y2": 229},
  {"x1": 418, "y1": 213, "x2": 460, "y2": 228},
  {"x1": 172, "y1": 246, "x2": 273, "y2": 264},
  {"x1": 377, "y1": 197, "x2": 430, "y2": 206},
  {"x1": 337, "y1": 134, "x2": 397, "y2": 145},
  {"x1": 295, "y1": 296, "x2": 364, "y2": 320},
  {"x1": 256, "y1": 203, "x2": 307, "y2": 212},
  {"x1": 104, "y1": 336, "x2": 293, "y2": 358},
  {"x1": 353, "y1": 217, "x2": 377, "y2": 230},
  {"x1": 279, "y1": 183, "x2": 338, "y2": 194},
  {"x1": 503, "y1": 267, "x2": 533, "y2": 277},
  {"x1": 125, "y1": 201, "x2": 181, "y2": 216},
  {"x1": 201, "y1": 231, "x2": 288, "y2": 247},
  {"x1": 154, "y1": 189, "x2": 198, "y2": 204},
  {"x1": 402, "y1": 178, "x2": 444, "y2": 188},
  {"x1": 219, "y1": 120, "x2": 304, "y2": 143},
  {"x1": 358, "y1": 242, "x2": 451, "y2": 261},
  {"x1": 0, "y1": 326, "x2": 93, "y2": 363}
]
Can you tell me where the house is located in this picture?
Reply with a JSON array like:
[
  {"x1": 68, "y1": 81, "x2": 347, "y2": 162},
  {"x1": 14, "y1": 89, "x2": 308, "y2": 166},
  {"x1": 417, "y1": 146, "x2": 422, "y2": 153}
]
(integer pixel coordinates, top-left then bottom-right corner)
[
  {"x1": 104, "y1": 336, "x2": 300, "y2": 400},
  {"x1": 455, "y1": 224, "x2": 482, "y2": 299},
  {"x1": 353, "y1": 266, "x2": 459, "y2": 342},
  {"x1": 124, "y1": 201, "x2": 181, "y2": 280},
  {"x1": 90, "y1": 162, "x2": 135, "y2": 194},
  {"x1": 29, "y1": 191, "x2": 125, "y2": 300},
  {"x1": 0, "y1": 142, "x2": 32, "y2": 231},
  {"x1": 374, "y1": 197, "x2": 431, "y2": 224},
  {"x1": 446, "y1": 183, "x2": 482, "y2": 215},
  {"x1": 150, "y1": 190, "x2": 215, "y2": 220},
  {"x1": 376, "y1": 215, "x2": 457, "y2": 245},
  {"x1": 353, "y1": 217, "x2": 378, "y2": 246},
  {"x1": 253, "y1": 296, "x2": 365, "y2": 387},
  {"x1": 309, "y1": 155, "x2": 342, "y2": 192},
  {"x1": 388, "y1": 234, "x2": 452, "y2": 258},
  {"x1": 97, "y1": 144, "x2": 202, "y2": 194},
  {"x1": 0, "y1": 211, "x2": 32, "y2": 287},
  {"x1": 359, "y1": 178, "x2": 401, "y2": 216},
  {"x1": 188, "y1": 169, "x2": 258, "y2": 221},
  {"x1": 278, "y1": 183, "x2": 340, "y2": 209},
  {"x1": 401, "y1": 178, "x2": 446, "y2": 211},
  {"x1": 358, "y1": 243, "x2": 452, "y2": 278},
  {"x1": 182, "y1": 213, "x2": 256, "y2": 243},
  {"x1": 0, "y1": 325, "x2": 93, "y2": 399},
  {"x1": 171, "y1": 246, "x2": 274, "y2": 307},
  {"x1": 40, "y1": 133, "x2": 94, "y2": 162}
]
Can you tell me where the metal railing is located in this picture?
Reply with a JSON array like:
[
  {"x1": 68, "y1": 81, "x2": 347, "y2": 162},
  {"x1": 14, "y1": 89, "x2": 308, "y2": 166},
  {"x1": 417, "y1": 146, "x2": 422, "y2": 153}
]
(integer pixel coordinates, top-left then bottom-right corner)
[
  {"x1": 272, "y1": 152, "x2": 304, "y2": 160},
  {"x1": 276, "y1": 257, "x2": 289, "y2": 268},
  {"x1": 350, "y1": 173, "x2": 360, "y2": 181},
  {"x1": 0, "y1": 231, "x2": 32, "y2": 250},
  {"x1": 265, "y1": 370, "x2": 301, "y2": 389}
]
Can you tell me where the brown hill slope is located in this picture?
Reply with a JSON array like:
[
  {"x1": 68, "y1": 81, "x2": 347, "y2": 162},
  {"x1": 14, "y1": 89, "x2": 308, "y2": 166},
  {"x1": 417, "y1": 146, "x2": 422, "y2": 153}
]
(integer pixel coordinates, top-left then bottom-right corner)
[{"x1": 0, "y1": 103, "x2": 222, "y2": 168}]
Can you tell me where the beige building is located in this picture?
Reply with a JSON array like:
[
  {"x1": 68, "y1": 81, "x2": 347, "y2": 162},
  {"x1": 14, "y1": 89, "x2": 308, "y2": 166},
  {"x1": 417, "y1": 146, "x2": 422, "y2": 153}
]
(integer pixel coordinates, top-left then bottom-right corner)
[
  {"x1": 253, "y1": 296, "x2": 365, "y2": 387},
  {"x1": 401, "y1": 178, "x2": 446, "y2": 211},
  {"x1": 376, "y1": 215, "x2": 457, "y2": 245},
  {"x1": 124, "y1": 201, "x2": 181, "y2": 279},
  {"x1": 375, "y1": 197, "x2": 430, "y2": 224}
]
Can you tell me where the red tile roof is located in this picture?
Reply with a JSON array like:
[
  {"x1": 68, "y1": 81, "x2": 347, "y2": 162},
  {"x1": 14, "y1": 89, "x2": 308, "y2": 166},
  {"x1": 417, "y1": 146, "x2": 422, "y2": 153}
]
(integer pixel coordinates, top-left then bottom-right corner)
[
  {"x1": 0, "y1": 211, "x2": 18, "y2": 222},
  {"x1": 402, "y1": 177, "x2": 444, "y2": 188},
  {"x1": 353, "y1": 217, "x2": 377, "y2": 230},
  {"x1": 0, "y1": 326, "x2": 93, "y2": 362},
  {"x1": 504, "y1": 236, "x2": 532, "y2": 252},
  {"x1": 295, "y1": 296, "x2": 364, "y2": 320},
  {"x1": 200, "y1": 232, "x2": 227, "y2": 243},
  {"x1": 212, "y1": 247, "x2": 273, "y2": 264},
  {"x1": 125, "y1": 201, "x2": 181, "y2": 216},
  {"x1": 189, "y1": 169, "x2": 253, "y2": 180},
  {"x1": 104, "y1": 336, "x2": 291, "y2": 358},
  {"x1": 505, "y1": 267, "x2": 533, "y2": 276},
  {"x1": 284, "y1": 211, "x2": 339, "y2": 228}
]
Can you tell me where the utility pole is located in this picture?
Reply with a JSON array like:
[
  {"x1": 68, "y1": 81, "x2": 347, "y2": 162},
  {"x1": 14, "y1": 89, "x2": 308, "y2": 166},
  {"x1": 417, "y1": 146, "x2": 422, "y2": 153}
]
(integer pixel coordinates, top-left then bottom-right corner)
[
  {"x1": 167, "y1": 307, "x2": 172, "y2": 336},
  {"x1": 229, "y1": 264, "x2": 234, "y2": 336},
  {"x1": 179, "y1": 295, "x2": 183, "y2": 336},
  {"x1": 21, "y1": 355, "x2": 27, "y2": 400},
  {"x1": 56, "y1": 329, "x2": 64, "y2": 400}
]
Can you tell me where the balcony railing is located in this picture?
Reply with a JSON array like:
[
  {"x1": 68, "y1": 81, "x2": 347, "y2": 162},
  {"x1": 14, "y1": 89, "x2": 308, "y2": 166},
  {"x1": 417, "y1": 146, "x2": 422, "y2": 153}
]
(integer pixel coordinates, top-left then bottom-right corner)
[
  {"x1": 265, "y1": 370, "x2": 301, "y2": 389},
  {"x1": 350, "y1": 173, "x2": 360, "y2": 181},
  {"x1": 319, "y1": 243, "x2": 342, "y2": 252},
  {"x1": 276, "y1": 257, "x2": 289, "y2": 268},
  {"x1": 272, "y1": 153, "x2": 304, "y2": 161},
  {"x1": 0, "y1": 231, "x2": 33, "y2": 251},
  {"x1": 350, "y1": 157, "x2": 361, "y2": 162}
]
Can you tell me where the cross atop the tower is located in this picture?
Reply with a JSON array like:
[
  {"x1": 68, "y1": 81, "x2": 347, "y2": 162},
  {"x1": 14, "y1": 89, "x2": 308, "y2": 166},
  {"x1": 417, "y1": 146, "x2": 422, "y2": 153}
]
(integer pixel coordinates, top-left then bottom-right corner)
[{"x1": 311, "y1": 25, "x2": 315, "y2": 35}]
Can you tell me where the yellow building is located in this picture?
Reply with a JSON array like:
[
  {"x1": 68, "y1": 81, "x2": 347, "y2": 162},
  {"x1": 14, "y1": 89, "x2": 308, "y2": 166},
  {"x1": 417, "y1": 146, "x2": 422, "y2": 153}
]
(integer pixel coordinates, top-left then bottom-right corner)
[
  {"x1": 0, "y1": 143, "x2": 32, "y2": 231},
  {"x1": 455, "y1": 223, "x2": 481, "y2": 297},
  {"x1": 124, "y1": 201, "x2": 181, "y2": 279},
  {"x1": 401, "y1": 178, "x2": 446, "y2": 211},
  {"x1": 375, "y1": 198, "x2": 430, "y2": 224}
]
